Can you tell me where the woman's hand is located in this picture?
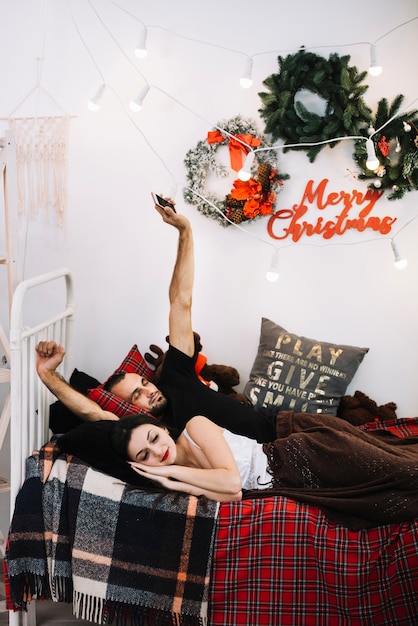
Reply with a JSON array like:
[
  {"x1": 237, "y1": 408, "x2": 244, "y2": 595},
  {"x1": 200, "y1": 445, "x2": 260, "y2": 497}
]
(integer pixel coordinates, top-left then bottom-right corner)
[
  {"x1": 129, "y1": 461, "x2": 242, "y2": 501},
  {"x1": 129, "y1": 462, "x2": 181, "y2": 491}
]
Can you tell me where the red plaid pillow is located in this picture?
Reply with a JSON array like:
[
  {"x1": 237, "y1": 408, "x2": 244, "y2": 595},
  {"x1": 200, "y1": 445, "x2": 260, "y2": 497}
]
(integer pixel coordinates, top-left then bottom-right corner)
[{"x1": 87, "y1": 344, "x2": 154, "y2": 417}]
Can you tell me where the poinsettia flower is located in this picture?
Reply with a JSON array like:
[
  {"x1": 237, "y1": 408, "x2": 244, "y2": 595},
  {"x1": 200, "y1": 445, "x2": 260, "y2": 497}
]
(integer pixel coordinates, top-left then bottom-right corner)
[
  {"x1": 258, "y1": 202, "x2": 273, "y2": 216},
  {"x1": 243, "y1": 198, "x2": 262, "y2": 218},
  {"x1": 259, "y1": 193, "x2": 277, "y2": 216},
  {"x1": 230, "y1": 178, "x2": 262, "y2": 200}
]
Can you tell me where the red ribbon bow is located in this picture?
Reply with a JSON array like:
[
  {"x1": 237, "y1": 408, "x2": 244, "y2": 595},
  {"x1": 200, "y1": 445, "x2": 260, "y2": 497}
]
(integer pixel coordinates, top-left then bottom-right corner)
[{"x1": 207, "y1": 130, "x2": 261, "y2": 171}]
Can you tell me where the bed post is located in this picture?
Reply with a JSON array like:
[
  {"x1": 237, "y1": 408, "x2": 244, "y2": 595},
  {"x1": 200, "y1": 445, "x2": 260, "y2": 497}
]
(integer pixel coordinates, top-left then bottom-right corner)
[{"x1": 8, "y1": 268, "x2": 75, "y2": 626}]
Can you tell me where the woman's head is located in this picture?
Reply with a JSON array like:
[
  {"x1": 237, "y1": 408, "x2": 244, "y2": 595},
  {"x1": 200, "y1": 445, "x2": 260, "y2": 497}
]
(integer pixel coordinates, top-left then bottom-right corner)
[{"x1": 111, "y1": 414, "x2": 178, "y2": 466}]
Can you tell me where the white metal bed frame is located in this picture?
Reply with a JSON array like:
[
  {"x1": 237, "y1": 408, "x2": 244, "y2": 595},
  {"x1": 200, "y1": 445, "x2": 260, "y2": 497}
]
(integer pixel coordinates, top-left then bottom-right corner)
[{"x1": 8, "y1": 268, "x2": 75, "y2": 626}]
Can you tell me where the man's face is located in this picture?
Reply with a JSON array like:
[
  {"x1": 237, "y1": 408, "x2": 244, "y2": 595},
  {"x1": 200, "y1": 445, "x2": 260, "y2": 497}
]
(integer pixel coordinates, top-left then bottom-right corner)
[{"x1": 111, "y1": 373, "x2": 168, "y2": 416}]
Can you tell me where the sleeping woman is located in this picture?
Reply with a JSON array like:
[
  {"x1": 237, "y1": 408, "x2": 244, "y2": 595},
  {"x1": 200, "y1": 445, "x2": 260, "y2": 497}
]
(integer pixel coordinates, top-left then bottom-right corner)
[
  {"x1": 108, "y1": 411, "x2": 418, "y2": 529},
  {"x1": 112, "y1": 413, "x2": 267, "y2": 501}
]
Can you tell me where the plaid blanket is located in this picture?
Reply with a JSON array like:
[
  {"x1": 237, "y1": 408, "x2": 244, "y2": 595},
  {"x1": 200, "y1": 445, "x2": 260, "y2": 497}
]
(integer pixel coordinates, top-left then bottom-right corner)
[
  {"x1": 5, "y1": 442, "x2": 219, "y2": 626},
  {"x1": 4, "y1": 418, "x2": 418, "y2": 626},
  {"x1": 210, "y1": 498, "x2": 418, "y2": 625},
  {"x1": 209, "y1": 418, "x2": 418, "y2": 625}
]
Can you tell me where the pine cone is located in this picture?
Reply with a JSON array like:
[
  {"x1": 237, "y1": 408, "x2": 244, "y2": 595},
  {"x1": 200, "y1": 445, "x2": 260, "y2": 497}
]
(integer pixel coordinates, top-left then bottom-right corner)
[
  {"x1": 257, "y1": 162, "x2": 272, "y2": 191},
  {"x1": 225, "y1": 194, "x2": 244, "y2": 209},
  {"x1": 229, "y1": 208, "x2": 245, "y2": 223}
]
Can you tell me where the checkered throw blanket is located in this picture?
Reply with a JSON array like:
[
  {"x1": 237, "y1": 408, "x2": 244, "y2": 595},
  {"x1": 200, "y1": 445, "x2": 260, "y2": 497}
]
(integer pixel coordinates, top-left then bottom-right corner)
[
  {"x1": 5, "y1": 442, "x2": 219, "y2": 625},
  {"x1": 209, "y1": 418, "x2": 418, "y2": 626},
  {"x1": 210, "y1": 497, "x2": 418, "y2": 625}
]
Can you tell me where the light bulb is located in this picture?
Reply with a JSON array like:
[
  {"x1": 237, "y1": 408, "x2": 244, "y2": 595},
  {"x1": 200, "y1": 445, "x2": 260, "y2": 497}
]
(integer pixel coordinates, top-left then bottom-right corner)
[
  {"x1": 369, "y1": 45, "x2": 382, "y2": 76},
  {"x1": 87, "y1": 84, "x2": 105, "y2": 112},
  {"x1": 238, "y1": 151, "x2": 255, "y2": 181},
  {"x1": 266, "y1": 269, "x2": 279, "y2": 282},
  {"x1": 391, "y1": 240, "x2": 408, "y2": 270},
  {"x1": 266, "y1": 249, "x2": 280, "y2": 282},
  {"x1": 365, "y1": 138, "x2": 379, "y2": 171},
  {"x1": 135, "y1": 27, "x2": 148, "y2": 59},
  {"x1": 240, "y1": 57, "x2": 253, "y2": 89},
  {"x1": 129, "y1": 85, "x2": 150, "y2": 112}
]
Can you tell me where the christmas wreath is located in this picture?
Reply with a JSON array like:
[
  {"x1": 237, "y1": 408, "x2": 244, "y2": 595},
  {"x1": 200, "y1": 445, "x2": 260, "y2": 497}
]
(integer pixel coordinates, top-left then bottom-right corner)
[
  {"x1": 352, "y1": 95, "x2": 418, "y2": 200},
  {"x1": 258, "y1": 48, "x2": 372, "y2": 162},
  {"x1": 183, "y1": 115, "x2": 288, "y2": 226}
]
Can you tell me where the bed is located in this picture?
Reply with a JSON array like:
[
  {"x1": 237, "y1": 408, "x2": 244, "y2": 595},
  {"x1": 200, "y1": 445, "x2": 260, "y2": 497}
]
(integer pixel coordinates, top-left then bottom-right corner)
[{"x1": 4, "y1": 269, "x2": 418, "y2": 626}]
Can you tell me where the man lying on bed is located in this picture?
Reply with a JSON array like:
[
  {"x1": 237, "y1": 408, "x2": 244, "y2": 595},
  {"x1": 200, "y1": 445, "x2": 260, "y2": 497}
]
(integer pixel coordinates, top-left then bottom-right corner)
[{"x1": 36, "y1": 195, "x2": 278, "y2": 443}]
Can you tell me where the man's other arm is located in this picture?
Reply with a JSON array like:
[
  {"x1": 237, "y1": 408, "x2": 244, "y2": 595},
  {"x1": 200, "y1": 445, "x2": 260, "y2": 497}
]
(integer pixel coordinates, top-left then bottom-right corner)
[{"x1": 36, "y1": 341, "x2": 118, "y2": 422}]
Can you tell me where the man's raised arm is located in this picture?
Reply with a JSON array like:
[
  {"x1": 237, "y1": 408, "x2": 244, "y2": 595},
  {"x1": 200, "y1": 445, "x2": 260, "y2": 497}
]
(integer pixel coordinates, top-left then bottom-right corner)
[
  {"x1": 153, "y1": 196, "x2": 195, "y2": 357},
  {"x1": 36, "y1": 341, "x2": 118, "y2": 422}
]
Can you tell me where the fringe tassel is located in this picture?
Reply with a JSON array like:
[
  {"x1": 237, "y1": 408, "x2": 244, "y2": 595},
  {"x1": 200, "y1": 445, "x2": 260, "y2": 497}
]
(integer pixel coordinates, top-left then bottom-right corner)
[
  {"x1": 74, "y1": 590, "x2": 105, "y2": 624},
  {"x1": 9, "y1": 577, "x2": 207, "y2": 625},
  {"x1": 8, "y1": 573, "x2": 74, "y2": 612},
  {"x1": 50, "y1": 574, "x2": 73, "y2": 603},
  {"x1": 8, "y1": 573, "x2": 51, "y2": 610},
  {"x1": 104, "y1": 600, "x2": 207, "y2": 626}
]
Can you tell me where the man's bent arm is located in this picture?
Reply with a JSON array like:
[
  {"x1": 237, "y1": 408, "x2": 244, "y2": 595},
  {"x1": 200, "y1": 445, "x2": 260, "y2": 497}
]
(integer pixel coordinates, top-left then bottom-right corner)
[{"x1": 36, "y1": 341, "x2": 118, "y2": 422}]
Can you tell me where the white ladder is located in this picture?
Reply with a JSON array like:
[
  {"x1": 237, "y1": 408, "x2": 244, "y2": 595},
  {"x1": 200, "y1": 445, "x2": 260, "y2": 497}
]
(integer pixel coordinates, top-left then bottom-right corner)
[{"x1": 0, "y1": 130, "x2": 20, "y2": 559}]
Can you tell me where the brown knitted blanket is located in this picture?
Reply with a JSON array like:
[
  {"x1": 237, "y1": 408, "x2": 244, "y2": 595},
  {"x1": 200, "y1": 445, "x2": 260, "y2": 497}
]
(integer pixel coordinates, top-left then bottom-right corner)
[{"x1": 260, "y1": 413, "x2": 418, "y2": 529}]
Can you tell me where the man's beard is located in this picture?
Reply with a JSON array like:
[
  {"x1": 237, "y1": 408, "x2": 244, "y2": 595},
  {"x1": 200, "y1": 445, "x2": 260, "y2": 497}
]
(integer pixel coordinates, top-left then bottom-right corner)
[{"x1": 149, "y1": 396, "x2": 168, "y2": 418}]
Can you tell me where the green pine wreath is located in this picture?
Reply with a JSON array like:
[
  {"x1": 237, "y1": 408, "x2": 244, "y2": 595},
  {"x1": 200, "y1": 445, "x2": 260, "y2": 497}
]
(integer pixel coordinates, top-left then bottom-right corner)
[
  {"x1": 183, "y1": 115, "x2": 289, "y2": 226},
  {"x1": 352, "y1": 95, "x2": 418, "y2": 200},
  {"x1": 258, "y1": 48, "x2": 372, "y2": 162}
]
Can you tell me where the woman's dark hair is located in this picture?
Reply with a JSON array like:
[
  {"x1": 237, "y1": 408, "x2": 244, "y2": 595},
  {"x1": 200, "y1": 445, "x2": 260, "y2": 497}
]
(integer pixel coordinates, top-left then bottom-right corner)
[{"x1": 110, "y1": 414, "x2": 179, "y2": 460}]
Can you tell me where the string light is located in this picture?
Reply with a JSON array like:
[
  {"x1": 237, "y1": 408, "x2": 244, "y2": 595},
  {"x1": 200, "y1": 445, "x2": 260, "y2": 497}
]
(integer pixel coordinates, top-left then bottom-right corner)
[
  {"x1": 87, "y1": 84, "x2": 106, "y2": 111},
  {"x1": 391, "y1": 239, "x2": 408, "y2": 270},
  {"x1": 368, "y1": 44, "x2": 382, "y2": 76},
  {"x1": 129, "y1": 84, "x2": 150, "y2": 112},
  {"x1": 67, "y1": 2, "x2": 417, "y2": 280},
  {"x1": 135, "y1": 26, "x2": 148, "y2": 58},
  {"x1": 238, "y1": 151, "x2": 255, "y2": 181},
  {"x1": 106, "y1": 3, "x2": 416, "y2": 91},
  {"x1": 240, "y1": 57, "x2": 253, "y2": 88},
  {"x1": 365, "y1": 138, "x2": 379, "y2": 170},
  {"x1": 266, "y1": 249, "x2": 280, "y2": 282}
]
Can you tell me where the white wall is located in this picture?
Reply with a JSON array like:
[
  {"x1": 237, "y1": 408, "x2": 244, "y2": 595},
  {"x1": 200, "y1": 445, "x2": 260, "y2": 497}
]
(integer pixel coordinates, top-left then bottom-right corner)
[{"x1": 0, "y1": 0, "x2": 417, "y2": 435}]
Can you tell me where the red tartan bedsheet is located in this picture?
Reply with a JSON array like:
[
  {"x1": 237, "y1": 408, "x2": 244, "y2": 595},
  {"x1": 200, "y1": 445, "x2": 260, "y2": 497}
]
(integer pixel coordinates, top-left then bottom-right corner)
[
  {"x1": 209, "y1": 497, "x2": 418, "y2": 626},
  {"x1": 209, "y1": 418, "x2": 418, "y2": 625}
]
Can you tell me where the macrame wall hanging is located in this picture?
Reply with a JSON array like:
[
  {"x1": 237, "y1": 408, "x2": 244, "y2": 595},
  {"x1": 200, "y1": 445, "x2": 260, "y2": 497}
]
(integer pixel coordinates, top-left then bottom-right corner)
[
  {"x1": 8, "y1": 113, "x2": 71, "y2": 227},
  {"x1": 3, "y1": 52, "x2": 73, "y2": 228}
]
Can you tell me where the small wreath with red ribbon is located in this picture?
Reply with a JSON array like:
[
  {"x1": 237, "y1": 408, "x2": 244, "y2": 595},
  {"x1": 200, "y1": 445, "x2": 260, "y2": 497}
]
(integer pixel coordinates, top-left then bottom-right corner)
[{"x1": 183, "y1": 115, "x2": 288, "y2": 226}]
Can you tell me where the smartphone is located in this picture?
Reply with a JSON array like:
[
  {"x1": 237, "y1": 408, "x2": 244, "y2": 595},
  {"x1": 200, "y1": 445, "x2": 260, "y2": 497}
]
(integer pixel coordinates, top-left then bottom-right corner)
[{"x1": 151, "y1": 192, "x2": 176, "y2": 212}]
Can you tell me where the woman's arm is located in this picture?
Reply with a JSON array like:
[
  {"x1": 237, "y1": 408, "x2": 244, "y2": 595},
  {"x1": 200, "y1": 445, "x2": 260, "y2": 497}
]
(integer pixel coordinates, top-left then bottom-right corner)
[
  {"x1": 130, "y1": 415, "x2": 243, "y2": 500},
  {"x1": 134, "y1": 473, "x2": 242, "y2": 502}
]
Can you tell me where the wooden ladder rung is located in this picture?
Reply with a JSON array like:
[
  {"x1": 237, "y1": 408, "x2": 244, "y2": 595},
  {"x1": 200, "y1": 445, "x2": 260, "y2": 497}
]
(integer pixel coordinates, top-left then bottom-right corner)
[{"x1": 0, "y1": 476, "x2": 10, "y2": 493}]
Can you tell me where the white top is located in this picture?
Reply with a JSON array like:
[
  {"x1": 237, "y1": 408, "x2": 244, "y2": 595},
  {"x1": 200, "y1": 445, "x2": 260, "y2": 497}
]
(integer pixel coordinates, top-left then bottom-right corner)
[{"x1": 183, "y1": 427, "x2": 272, "y2": 490}]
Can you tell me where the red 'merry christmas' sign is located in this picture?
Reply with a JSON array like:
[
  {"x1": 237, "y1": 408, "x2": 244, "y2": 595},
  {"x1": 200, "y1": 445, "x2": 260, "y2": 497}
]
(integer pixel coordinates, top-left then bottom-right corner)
[{"x1": 267, "y1": 178, "x2": 394, "y2": 242}]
